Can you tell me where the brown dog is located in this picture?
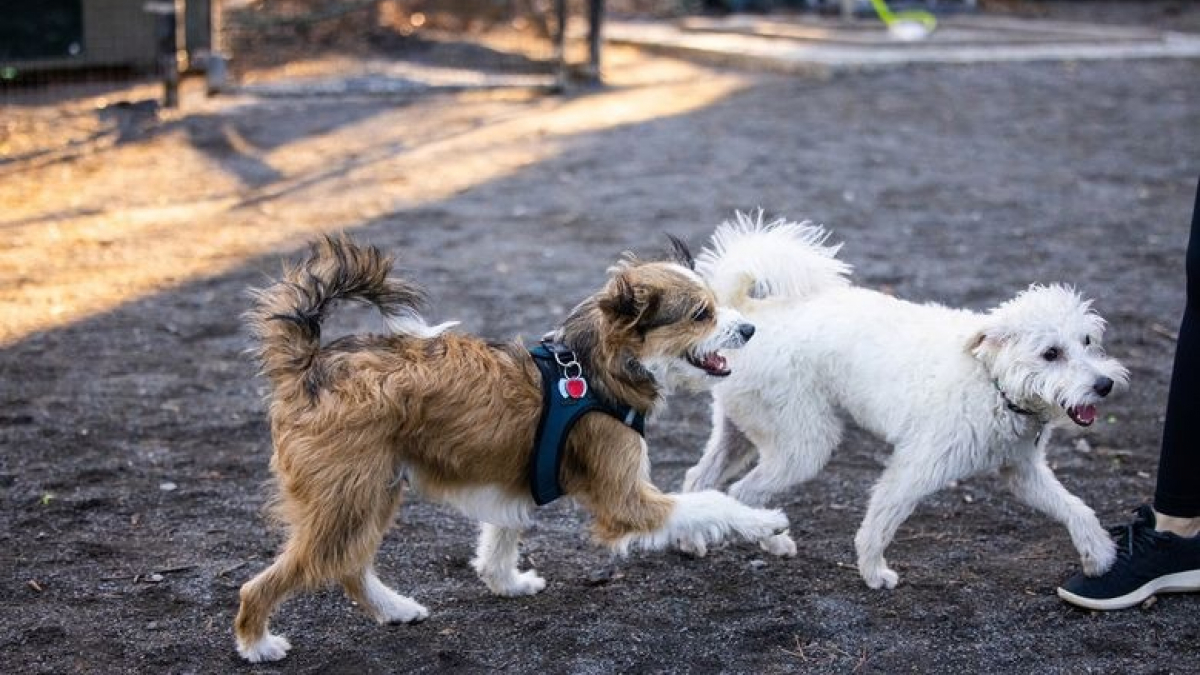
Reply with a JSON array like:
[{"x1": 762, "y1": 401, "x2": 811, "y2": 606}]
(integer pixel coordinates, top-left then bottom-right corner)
[{"x1": 234, "y1": 235, "x2": 787, "y2": 662}]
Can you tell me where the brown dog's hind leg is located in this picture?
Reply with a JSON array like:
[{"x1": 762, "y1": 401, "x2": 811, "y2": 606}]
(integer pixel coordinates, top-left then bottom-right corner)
[
  {"x1": 234, "y1": 546, "x2": 303, "y2": 663},
  {"x1": 341, "y1": 566, "x2": 429, "y2": 625},
  {"x1": 235, "y1": 461, "x2": 411, "y2": 661},
  {"x1": 337, "y1": 476, "x2": 427, "y2": 623}
]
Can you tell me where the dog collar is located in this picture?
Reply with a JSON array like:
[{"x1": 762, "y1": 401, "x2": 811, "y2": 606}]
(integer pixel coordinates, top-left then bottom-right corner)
[
  {"x1": 528, "y1": 342, "x2": 646, "y2": 506},
  {"x1": 993, "y1": 380, "x2": 1035, "y2": 417}
]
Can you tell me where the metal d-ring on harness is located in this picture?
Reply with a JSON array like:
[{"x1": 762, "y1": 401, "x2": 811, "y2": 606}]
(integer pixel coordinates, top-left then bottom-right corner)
[{"x1": 528, "y1": 341, "x2": 646, "y2": 506}]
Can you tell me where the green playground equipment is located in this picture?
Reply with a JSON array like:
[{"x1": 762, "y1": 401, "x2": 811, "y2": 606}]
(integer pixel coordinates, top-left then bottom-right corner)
[{"x1": 869, "y1": 0, "x2": 937, "y2": 40}]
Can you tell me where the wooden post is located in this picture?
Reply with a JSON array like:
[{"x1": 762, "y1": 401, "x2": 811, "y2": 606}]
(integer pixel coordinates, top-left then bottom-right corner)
[
  {"x1": 206, "y1": 0, "x2": 228, "y2": 94},
  {"x1": 586, "y1": 0, "x2": 603, "y2": 83},
  {"x1": 554, "y1": 0, "x2": 567, "y2": 91},
  {"x1": 147, "y1": 0, "x2": 180, "y2": 107}
]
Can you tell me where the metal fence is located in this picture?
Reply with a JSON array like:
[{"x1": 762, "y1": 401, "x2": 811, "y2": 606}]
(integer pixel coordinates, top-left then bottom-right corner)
[{"x1": 0, "y1": 0, "x2": 629, "y2": 108}]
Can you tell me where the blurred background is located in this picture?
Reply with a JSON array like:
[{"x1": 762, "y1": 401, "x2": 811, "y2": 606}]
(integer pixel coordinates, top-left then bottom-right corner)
[{"x1": 3, "y1": 0, "x2": 1195, "y2": 104}]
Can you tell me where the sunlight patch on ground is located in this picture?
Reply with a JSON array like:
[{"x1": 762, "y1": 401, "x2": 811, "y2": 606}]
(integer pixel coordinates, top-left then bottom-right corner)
[{"x1": 0, "y1": 64, "x2": 746, "y2": 346}]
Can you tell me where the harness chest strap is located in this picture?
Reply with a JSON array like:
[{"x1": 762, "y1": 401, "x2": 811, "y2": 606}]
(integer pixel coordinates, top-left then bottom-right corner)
[{"x1": 528, "y1": 344, "x2": 646, "y2": 506}]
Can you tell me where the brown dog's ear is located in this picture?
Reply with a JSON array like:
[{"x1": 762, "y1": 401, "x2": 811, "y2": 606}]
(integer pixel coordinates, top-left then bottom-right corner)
[
  {"x1": 599, "y1": 270, "x2": 638, "y2": 321},
  {"x1": 599, "y1": 270, "x2": 660, "y2": 328},
  {"x1": 666, "y1": 234, "x2": 696, "y2": 271}
]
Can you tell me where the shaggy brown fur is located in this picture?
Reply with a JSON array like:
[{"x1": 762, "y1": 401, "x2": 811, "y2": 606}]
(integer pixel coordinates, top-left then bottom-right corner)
[{"x1": 233, "y1": 235, "x2": 779, "y2": 662}]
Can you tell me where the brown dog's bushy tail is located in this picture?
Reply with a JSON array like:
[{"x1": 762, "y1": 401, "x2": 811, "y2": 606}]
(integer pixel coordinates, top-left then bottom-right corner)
[{"x1": 245, "y1": 234, "x2": 429, "y2": 393}]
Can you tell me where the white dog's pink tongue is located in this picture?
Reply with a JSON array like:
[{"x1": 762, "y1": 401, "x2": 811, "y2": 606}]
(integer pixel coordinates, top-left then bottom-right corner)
[{"x1": 1074, "y1": 405, "x2": 1097, "y2": 425}]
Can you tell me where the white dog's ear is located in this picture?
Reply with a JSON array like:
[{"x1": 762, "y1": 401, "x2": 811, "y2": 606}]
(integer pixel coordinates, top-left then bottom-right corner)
[
  {"x1": 968, "y1": 328, "x2": 1007, "y2": 358},
  {"x1": 967, "y1": 331, "x2": 989, "y2": 355}
]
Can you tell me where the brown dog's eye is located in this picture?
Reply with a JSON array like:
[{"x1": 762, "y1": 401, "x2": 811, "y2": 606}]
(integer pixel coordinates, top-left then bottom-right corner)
[
  {"x1": 693, "y1": 307, "x2": 712, "y2": 322},
  {"x1": 1043, "y1": 347, "x2": 1060, "y2": 362}
]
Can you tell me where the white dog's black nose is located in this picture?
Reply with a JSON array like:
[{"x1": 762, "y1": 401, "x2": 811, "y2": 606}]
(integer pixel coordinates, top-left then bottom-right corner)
[
  {"x1": 738, "y1": 323, "x2": 756, "y2": 342},
  {"x1": 1094, "y1": 377, "x2": 1114, "y2": 397}
]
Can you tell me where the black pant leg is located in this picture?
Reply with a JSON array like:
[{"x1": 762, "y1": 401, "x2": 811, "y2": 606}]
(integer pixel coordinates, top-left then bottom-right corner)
[{"x1": 1154, "y1": 176, "x2": 1200, "y2": 518}]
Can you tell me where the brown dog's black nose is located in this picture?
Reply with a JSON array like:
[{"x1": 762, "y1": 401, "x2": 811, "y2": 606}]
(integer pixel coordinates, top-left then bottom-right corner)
[
  {"x1": 738, "y1": 323, "x2": 755, "y2": 342},
  {"x1": 1094, "y1": 377, "x2": 1114, "y2": 397}
]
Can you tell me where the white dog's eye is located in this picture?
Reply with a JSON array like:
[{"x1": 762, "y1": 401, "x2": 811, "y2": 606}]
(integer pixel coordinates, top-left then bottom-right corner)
[
  {"x1": 1083, "y1": 336, "x2": 1092, "y2": 347},
  {"x1": 1043, "y1": 347, "x2": 1061, "y2": 362}
]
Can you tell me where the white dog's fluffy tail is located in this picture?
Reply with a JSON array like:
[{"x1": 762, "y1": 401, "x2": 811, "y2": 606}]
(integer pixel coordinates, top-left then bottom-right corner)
[{"x1": 696, "y1": 210, "x2": 851, "y2": 310}]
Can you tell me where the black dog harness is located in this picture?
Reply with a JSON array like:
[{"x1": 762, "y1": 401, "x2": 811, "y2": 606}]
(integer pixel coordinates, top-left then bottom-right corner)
[{"x1": 528, "y1": 343, "x2": 646, "y2": 506}]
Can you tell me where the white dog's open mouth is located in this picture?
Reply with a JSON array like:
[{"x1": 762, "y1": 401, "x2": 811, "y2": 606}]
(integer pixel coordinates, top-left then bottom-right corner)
[
  {"x1": 1067, "y1": 404, "x2": 1098, "y2": 427},
  {"x1": 687, "y1": 351, "x2": 730, "y2": 377}
]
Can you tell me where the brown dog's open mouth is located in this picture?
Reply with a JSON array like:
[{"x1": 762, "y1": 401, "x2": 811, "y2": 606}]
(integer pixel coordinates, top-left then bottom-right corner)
[
  {"x1": 687, "y1": 351, "x2": 730, "y2": 377},
  {"x1": 1067, "y1": 404, "x2": 1098, "y2": 427}
]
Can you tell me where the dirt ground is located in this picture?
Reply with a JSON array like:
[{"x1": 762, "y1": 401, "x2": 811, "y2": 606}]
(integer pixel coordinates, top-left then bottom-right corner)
[{"x1": 3, "y1": 3, "x2": 1200, "y2": 673}]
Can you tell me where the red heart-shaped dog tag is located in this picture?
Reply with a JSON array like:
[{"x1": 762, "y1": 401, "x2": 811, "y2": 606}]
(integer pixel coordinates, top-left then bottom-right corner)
[{"x1": 561, "y1": 377, "x2": 587, "y2": 399}]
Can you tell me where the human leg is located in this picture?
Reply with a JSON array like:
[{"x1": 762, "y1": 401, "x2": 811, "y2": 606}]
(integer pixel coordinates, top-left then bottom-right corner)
[
  {"x1": 1154, "y1": 176, "x2": 1200, "y2": 527},
  {"x1": 1058, "y1": 177, "x2": 1200, "y2": 610}
]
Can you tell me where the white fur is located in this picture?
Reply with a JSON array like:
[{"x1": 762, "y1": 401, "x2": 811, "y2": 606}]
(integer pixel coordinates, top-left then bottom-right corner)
[
  {"x1": 412, "y1": 480, "x2": 535, "y2": 530},
  {"x1": 471, "y1": 524, "x2": 547, "y2": 596},
  {"x1": 358, "y1": 568, "x2": 430, "y2": 623},
  {"x1": 696, "y1": 210, "x2": 852, "y2": 311},
  {"x1": 408, "y1": 478, "x2": 546, "y2": 594},
  {"x1": 684, "y1": 214, "x2": 1128, "y2": 589},
  {"x1": 385, "y1": 310, "x2": 460, "y2": 338},
  {"x1": 236, "y1": 632, "x2": 292, "y2": 663}
]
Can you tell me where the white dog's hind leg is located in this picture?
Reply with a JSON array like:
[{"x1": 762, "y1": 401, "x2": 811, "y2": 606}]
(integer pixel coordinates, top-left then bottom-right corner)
[
  {"x1": 724, "y1": 409, "x2": 841, "y2": 557},
  {"x1": 678, "y1": 408, "x2": 758, "y2": 557},
  {"x1": 1003, "y1": 455, "x2": 1116, "y2": 576},
  {"x1": 344, "y1": 567, "x2": 430, "y2": 624},
  {"x1": 683, "y1": 408, "x2": 757, "y2": 493},
  {"x1": 726, "y1": 400, "x2": 841, "y2": 507},
  {"x1": 725, "y1": 447, "x2": 807, "y2": 558},
  {"x1": 471, "y1": 523, "x2": 546, "y2": 596},
  {"x1": 855, "y1": 455, "x2": 947, "y2": 590}
]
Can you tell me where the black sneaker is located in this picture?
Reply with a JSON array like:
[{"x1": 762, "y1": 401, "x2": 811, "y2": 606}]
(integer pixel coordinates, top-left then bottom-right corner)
[{"x1": 1057, "y1": 504, "x2": 1200, "y2": 610}]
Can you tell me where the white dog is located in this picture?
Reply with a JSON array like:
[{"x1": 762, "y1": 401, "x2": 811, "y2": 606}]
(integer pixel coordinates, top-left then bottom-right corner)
[{"x1": 681, "y1": 213, "x2": 1128, "y2": 589}]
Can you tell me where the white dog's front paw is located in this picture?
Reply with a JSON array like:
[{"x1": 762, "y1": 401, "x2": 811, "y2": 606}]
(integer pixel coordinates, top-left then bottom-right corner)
[
  {"x1": 1080, "y1": 533, "x2": 1118, "y2": 577},
  {"x1": 237, "y1": 632, "x2": 291, "y2": 663},
  {"x1": 860, "y1": 561, "x2": 900, "y2": 590},
  {"x1": 759, "y1": 531, "x2": 797, "y2": 558},
  {"x1": 483, "y1": 569, "x2": 546, "y2": 597}
]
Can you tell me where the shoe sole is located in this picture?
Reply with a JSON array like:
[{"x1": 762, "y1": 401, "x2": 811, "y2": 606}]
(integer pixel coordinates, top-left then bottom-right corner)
[{"x1": 1056, "y1": 569, "x2": 1200, "y2": 611}]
